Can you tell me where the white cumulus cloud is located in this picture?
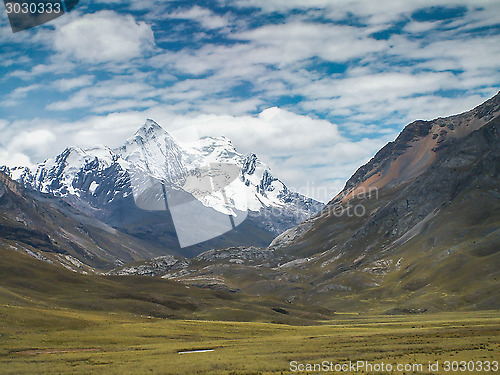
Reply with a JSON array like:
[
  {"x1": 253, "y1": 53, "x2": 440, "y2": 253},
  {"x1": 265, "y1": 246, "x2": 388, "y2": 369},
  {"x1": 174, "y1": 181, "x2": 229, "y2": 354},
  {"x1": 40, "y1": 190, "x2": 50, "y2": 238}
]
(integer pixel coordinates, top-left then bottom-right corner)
[
  {"x1": 168, "y1": 6, "x2": 230, "y2": 29},
  {"x1": 53, "y1": 11, "x2": 154, "y2": 64}
]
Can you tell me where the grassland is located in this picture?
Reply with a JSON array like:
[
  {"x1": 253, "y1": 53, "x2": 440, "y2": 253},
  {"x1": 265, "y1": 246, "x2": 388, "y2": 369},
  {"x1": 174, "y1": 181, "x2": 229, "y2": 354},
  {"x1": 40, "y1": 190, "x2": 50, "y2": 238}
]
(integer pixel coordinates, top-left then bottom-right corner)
[
  {"x1": 0, "y1": 305, "x2": 498, "y2": 374},
  {"x1": 1, "y1": 246, "x2": 498, "y2": 374}
]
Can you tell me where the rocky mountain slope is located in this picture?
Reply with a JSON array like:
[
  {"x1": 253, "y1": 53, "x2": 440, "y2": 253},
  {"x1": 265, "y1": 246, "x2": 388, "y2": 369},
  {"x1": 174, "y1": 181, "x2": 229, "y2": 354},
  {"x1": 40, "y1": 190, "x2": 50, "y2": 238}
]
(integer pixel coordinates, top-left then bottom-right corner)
[
  {"x1": 276, "y1": 92, "x2": 499, "y2": 255},
  {"x1": 259, "y1": 92, "x2": 500, "y2": 312},
  {"x1": 334, "y1": 92, "x2": 500, "y2": 202}
]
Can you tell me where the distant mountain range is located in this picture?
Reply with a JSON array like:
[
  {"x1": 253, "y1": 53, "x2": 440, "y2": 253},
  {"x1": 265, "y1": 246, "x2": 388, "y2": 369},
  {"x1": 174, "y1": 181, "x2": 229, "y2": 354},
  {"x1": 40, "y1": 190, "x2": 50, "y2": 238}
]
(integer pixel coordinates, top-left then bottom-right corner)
[
  {"x1": 1, "y1": 92, "x2": 498, "y2": 314},
  {"x1": 1, "y1": 120, "x2": 322, "y2": 261}
]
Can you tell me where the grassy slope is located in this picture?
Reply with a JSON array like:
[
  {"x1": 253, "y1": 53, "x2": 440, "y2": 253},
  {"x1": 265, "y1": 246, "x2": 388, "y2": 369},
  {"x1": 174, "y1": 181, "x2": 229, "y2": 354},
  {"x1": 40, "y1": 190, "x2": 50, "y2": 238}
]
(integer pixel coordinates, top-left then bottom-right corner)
[
  {"x1": 294, "y1": 187, "x2": 500, "y2": 313},
  {"x1": 0, "y1": 245, "x2": 331, "y2": 324}
]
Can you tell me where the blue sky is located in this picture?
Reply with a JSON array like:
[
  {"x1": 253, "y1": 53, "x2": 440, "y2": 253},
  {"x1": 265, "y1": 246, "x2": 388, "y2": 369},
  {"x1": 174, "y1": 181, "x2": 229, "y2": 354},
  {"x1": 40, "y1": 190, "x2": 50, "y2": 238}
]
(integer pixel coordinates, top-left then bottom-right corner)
[{"x1": 1, "y1": 0, "x2": 499, "y2": 201}]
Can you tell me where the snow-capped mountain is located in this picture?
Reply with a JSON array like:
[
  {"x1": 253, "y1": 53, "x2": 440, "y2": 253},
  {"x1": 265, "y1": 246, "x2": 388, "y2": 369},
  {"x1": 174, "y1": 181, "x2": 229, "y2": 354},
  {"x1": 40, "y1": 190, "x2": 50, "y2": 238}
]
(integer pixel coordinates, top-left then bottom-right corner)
[{"x1": 5, "y1": 120, "x2": 322, "y2": 252}]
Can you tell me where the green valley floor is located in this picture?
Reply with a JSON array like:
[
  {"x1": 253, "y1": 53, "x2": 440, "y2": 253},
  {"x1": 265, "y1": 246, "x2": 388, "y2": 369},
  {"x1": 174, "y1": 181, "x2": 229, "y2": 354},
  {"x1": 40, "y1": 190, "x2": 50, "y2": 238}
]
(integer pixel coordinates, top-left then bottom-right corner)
[{"x1": 0, "y1": 306, "x2": 498, "y2": 374}]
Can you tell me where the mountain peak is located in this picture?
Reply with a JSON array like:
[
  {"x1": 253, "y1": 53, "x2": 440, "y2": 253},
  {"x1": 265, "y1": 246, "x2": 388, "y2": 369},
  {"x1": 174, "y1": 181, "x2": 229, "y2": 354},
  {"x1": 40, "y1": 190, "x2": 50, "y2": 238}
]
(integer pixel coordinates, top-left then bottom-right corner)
[
  {"x1": 135, "y1": 119, "x2": 168, "y2": 139},
  {"x1": 58, "y1": 145, "x2": 86, "y2": 160}
]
